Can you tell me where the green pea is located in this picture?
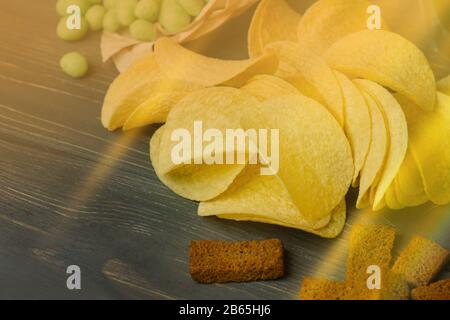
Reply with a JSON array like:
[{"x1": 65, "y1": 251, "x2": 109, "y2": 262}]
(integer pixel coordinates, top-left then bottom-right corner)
[
  {"x1": 56, "y1": 0, "x2": 92, "y2": 16},
  {"x1": 129, "y1": 19, "x2": 156, "y2": 41},
  {"x1": 103, "y1": 9, "x2": 121, "y2": 32},
  {"x1": 177, "y1": 0, "x2": 205, "y2": 17},
  {"x1": 116, "y1": 0, "x2": 138, "y2": 26},
  {"x1": 60, "y1": 52, "x2": 89, "y2": 78},
  {"x1": 85, "y1": 5, "x2": 106, "y2": 30},
  {"x1": 159, "y1": 0, "x2": 191, "y2": 34},
  {"x1": 135, "y1": 0, "x2": 160, "y2": 22},
  {"x1": 103, "y1": 0, "x2": 118, "y2": 9},
  {"x1": 57, "y1": 16, "x2": 89, "y2": 41}
]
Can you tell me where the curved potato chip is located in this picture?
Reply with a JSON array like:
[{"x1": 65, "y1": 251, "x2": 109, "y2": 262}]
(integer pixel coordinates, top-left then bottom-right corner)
[
  {"x1": 396, "y1": 179, "x2": 428, "y2": 208},
  {"x1": 297, "y1": 0, "x2": 388, "y2": 55},
  {"x1": 124, "y1": 92, "x2": 188, "y2": 130},
  {"x1": 437, "y1": 75, "x2": 450, "y2": 95},
  {"x1": 154, "y1": 37, "x2": 279, "y2": 87},
  {"x1": 334, "y1": 71, "x2": 371, "y2": 185},
  {"x1": 394, "y1": 149, "x2": 428, "y2": 208},
  {"x1": 150, "y1": 125, "x2": 246, "y2": 202},
  {"x1": 385, "y1": 181, "x2": 404, "y2": 210},
  {"x1": 240, "y1": 95, "x2": 353, "y2": 223},
  {"x1": 198, "y1": 166, "x2": 346, "y2": 237},
  {"x1": 216, "y1": 200, "x2": 346, "y2": 239},
  {"x1": 122, "y1": 81, "x2": 203, "y2": 130},
  {"x1": 397, "y1": 92, "x2": 450, "y2": 205},
  {"x1": 158, "y1": 87, "x2": 259, "y2": 175},
  {"x1": 101, "y1": 52, "x2": 162, "y2": 130},
  {"x1": 373, "y1": 0, "x2": 442, "y2": 51},
  {"x1": 355, "y1": 90, "x2": 388, "y2": 209},
  {"x1": 264, "y1": 41, "x2": 344, "y2": 125},
  {"x1": 199, "y1": 165, "x2": 332, "y2": 230},
  {"x1": 241, "y1": 75, "x2": 301, "y2": 101},
  {"x1": 355, "y1": 79, "x2": 408, "y2": 211},
  {"x1": 325, "y1": 30, "x2": 436, "y2": 111},
  {"x1": 248, "y1": 0, "x2": 302, "y2": 58}
]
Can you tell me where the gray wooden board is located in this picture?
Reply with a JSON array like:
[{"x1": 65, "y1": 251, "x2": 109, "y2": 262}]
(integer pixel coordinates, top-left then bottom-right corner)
[{"x1": 0, "y1": 0, "x2": 448, "y2": 299}]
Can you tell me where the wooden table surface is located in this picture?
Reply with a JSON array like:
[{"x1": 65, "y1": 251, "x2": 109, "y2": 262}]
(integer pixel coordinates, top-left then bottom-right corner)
[{"x1": 0, "y1": 0, "x2": 449, "y2": 299}]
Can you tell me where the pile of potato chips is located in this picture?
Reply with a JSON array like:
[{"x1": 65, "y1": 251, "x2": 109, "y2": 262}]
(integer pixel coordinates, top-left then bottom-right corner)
[{"x1": 101, "y1": 0, "x2": 450, "y2": 238}]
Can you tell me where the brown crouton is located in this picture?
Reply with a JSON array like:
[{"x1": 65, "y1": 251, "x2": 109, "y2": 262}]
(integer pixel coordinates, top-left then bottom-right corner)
[
  {"x1": 392, "y1": 236, "x2": 449, "y2": 287},
  {"x1": 347, "y1": 224, "x2": 396, "y2": 299},
  {"x1": 299, "y1": 277, "x2": 352, "y2": 300},
  {"x1": 381, "y1": 272, "x2": 410, "y2": 300},
  {"x1": 189, "y1": 239, "x2": 284, "y2": 284},
  {"x1": 411, "y1": 279, "x2": 450, "y2": 300}
]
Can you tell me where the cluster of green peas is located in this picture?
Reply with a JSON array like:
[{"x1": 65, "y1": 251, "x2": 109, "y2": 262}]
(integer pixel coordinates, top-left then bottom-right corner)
[{"x1": 57, "y1": 0, "x2": 208, "y2": 78}]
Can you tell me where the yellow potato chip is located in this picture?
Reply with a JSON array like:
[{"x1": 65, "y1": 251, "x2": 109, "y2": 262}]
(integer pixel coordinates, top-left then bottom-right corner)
[
  {"x1": 216, "y1": 202, "x2": 346, "y2": 239},
  {"x1": 437, "y1": 75, "x2": 450, "y2": 95},
  {"x1": 356, "y1": 90, "x2": 388, "y2": 209},
  {"x1": 334, "y1": 71, "x2": 371, "y2": 185},
  {"x1": 248, "y1": 0, "x2": 302, "y2": 58},
  {"x1": 150, "y1": 125, "x2": 246, "y2": 202},
  {"x1": 123, "y1": 92, "x2": 188, "y2": 130},
  {"x1": 122, "y1": 80, "x2": 203, "y2": 130},
  {"x1": 240, "y1": 95, "x2": 353, "y2": 223},
  {"x1": 325, "y1": 30, "x2": 436, "y2": 111},
  {"x1": 298, "y1": 0, "x2": 388, "y2": 55},
  {"x1": 199, "y1": 165, "x2": 330, "y2": 230},
  {"x1": 369, "y1": 172, "x2": 382, "y2": 207},
  {"x1": 397, "y1": 184, "x2": 428, "y2": 208},
  {"x1": 385, "y1": 181, "x2": 404, "y2": 210},
  {"x1": 158, "y1": 87, "x2": 259, "y2": 175},
  {"x1": 198, "y1": 166, "x2": 346, "y2": 238},
  {"x1": 151, "y1": 88, "x2": 262, "y2": 201},
  {"x1": 264, "y1": 41, "x2": 344, "y2": 126},
  {"x1": 355, "y1": 79, "x2": 408, "y2": 211},
  {"x1": 241, "y1": 75, "x2": 301, "y2": 101},
  {"x1": 396, "y1": 92, "x2": 450, "y2": 205},
  {"x1": 394, "y1": 149, "x2": 428, "y2": 208},
  {"x1": 101, "y1": 52, "x2": 162, "y2": 130},
  {"x1": 373, "y1": 0, "x2": 442, "y2": 52},
  {"x1": 154, "y1": 37, "x2": 279, "y2": 87}
]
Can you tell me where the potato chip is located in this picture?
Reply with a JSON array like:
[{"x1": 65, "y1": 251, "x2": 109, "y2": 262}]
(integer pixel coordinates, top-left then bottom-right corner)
[
  {"x1": 102, "y1": 51, "x2": 163, "y2": 130},
  {"x1": 239, "y1": 95, "x2": 353, "y2": 223},
  {"x1": 248, "y1": 0, "x2": 302, "y2": 58},
  {"x1": 150, "y1": 125, "x2": 246, "y2": 202},
  {"x1": 122, "y1": 80, "x2": 203, "y2": 130},
  {"x1": 241, "y1": 75, "x2": 301, "y2": 101},
  {"x1": 397, "y1": 183, "x2": 428, "y2": 208},
  {"x1": 396, "y1": 92, "x2": 450, "y2": 205},
  {"x1": 297, "y1": 0, "x2": 388, "y2": 55},
  {"x1": 355, "y1": 79, "x2": 408, "y2": 211},
  {"x1": 199, "y1": 165, "x2": 330, "y2": 230},
  {"x1": 325, "y1": 30, "x2": 436, "y2": 111},
  {"x1": 158, "y1": 87, "x2": 259, "y2": 175},
  {"x1": 394, "y1": 149, "x2": 428, "y2": 208},
  {"x1": 334, "y1": 71, "x2": 371, "y2": 185},
  {"x1": 355, "y1": 90, "x2": 388, "y2": 209},
  {"x1": 151, "y1": 88, "x2": 262, "y2": 201},
  {"x1": 123, "y1": 92, "x2": 188, "y2": 130},
  {"x1": 437, "y1": 75, "x2": 450, "y2": 95},
  {"x1": 372, "y1": 0, "x2": 441, "y2": 52},
  {"x1": 216, "y1": 203, "x2": 346, "y2": 239},
  {"x1": 264, "y1": 41, "x2": 344, "y2": 126},
  {"x1": 369, "y1": 173, "x2": 382, "y2": 208},
  {"x1": 385, "y1": 181, "x2": 404, "y2": 210},
  {"x1": 198, "y1": 166, "x2": 346, "y2": 238},
  {"x1": 154, "y1": 37, "x2": 279, "y2": 87}
]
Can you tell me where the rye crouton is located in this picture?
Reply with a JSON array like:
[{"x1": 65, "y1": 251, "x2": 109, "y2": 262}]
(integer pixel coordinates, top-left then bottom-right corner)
[{"x1": 189, "y1": 239, "x2": 284, "y2": 284}]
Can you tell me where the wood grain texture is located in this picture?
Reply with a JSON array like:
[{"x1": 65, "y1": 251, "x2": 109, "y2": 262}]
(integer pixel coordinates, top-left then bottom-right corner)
[{"x1": 0, "y1": 0, "x2": 448, "y2": 299}]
